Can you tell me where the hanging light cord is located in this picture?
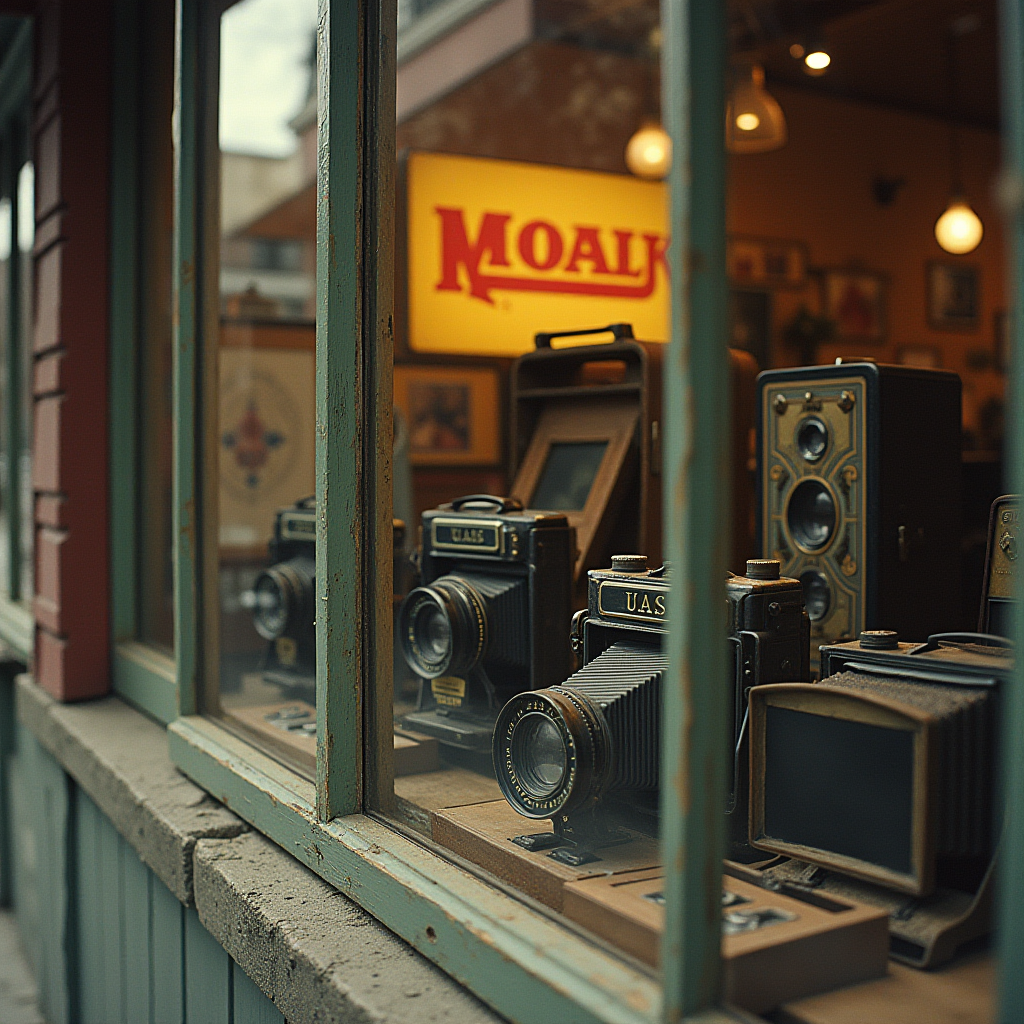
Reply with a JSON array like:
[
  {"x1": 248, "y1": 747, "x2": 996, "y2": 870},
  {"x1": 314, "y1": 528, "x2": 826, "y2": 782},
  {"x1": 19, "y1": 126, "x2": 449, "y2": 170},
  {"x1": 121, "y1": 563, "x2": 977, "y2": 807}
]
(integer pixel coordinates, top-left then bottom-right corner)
[{"x1": 946, "y1": 27, "x2": 964, "y2": 196}]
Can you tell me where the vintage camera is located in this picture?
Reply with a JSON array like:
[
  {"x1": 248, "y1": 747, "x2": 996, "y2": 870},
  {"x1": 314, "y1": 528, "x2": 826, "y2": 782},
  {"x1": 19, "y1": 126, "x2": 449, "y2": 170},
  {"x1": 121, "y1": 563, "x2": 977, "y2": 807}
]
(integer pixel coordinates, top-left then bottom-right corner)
[
  {"x1": 749, "y1": 629, "x2": 1010, "y2": 967},
  {"x1": 493, "y1": 556, "x2": 809, "y2": 863},
  {"x1": 250, "y1": 497, "x2": 317, "y2": 696},
  {"x1": 758, "y1": 362, "x2": 961, "y2": 664},
  {"x1": 251, "y1": 499, "x2": 411, "y2": 701},
  {"x1": 398, "y1": 494, "x2": 575, "y2": 750},
  {"x1": 979, "y1": 494, "x2": 1018, "y2": 639}
]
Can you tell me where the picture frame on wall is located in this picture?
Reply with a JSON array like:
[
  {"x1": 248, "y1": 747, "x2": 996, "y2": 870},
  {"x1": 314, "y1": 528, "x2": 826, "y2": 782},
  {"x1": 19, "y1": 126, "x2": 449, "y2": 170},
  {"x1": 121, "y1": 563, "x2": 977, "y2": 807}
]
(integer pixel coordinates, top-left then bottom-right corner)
[
  {"x1": 927, "y1": 262, "x2": 980, "y2": 331},
  {"x1": 727, "y1": 237, "x2": 808, "y2": 289},
  {"x1": 995, "y1": 310, "x2": 1010, "y2": 371},
  {"x1": 393, "y1": 364, "x2": 501, "y2": 467},
  {"x1": 821, "y1": 269, "x2": 886, "y2": 343},
  {"x1": 729, "y1": 289, "x2": 772, "y2": 369},
  {"x1": 896, "y1": 345, "x2": 942, "y2": 369}
]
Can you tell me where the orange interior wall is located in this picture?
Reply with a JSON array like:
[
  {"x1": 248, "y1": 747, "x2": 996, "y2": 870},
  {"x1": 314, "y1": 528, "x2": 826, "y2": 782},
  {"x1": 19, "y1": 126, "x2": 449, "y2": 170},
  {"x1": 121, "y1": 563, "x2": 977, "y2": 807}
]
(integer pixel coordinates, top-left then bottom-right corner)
[{"x1": 729, "y1": 85, "x2": 1006, "y2": 431}]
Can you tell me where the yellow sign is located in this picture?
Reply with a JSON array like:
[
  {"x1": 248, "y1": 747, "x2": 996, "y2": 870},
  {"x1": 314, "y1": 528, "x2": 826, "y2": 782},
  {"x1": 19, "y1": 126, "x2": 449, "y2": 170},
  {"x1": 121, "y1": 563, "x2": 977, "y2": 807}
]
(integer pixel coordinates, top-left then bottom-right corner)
[{"x1": 407, "y1": 152, "x2": 670, "y2": 356}]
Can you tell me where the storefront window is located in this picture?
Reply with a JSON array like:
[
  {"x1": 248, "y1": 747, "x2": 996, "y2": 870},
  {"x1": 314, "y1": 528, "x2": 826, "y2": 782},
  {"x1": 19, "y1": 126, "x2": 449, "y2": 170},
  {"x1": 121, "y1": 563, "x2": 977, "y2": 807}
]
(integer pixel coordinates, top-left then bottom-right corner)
[{"x1": 210, "y1": 0, "x2": 319, "y2": 775}]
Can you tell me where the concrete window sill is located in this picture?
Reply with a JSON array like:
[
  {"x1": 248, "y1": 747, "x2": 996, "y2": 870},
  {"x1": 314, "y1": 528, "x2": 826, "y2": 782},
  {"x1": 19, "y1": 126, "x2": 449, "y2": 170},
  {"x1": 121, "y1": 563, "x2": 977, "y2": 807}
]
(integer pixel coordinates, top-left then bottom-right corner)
[{"x1": 14, "y1": 677, "x2": 504, "y2": 1024}]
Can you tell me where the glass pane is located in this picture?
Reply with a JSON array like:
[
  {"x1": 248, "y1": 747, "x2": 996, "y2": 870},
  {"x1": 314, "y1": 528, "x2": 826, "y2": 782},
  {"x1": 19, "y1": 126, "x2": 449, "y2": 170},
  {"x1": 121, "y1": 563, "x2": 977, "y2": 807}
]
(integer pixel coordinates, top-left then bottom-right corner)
[
  {"x1": 212, "y1": 0, "x2": 319, "y2": 775},
  {"x1": 384, "y1": 0, "x2": 670, "y2": 942},
  {"x1": 137, "y1": 0, "x2": 176, "y2": 651}
]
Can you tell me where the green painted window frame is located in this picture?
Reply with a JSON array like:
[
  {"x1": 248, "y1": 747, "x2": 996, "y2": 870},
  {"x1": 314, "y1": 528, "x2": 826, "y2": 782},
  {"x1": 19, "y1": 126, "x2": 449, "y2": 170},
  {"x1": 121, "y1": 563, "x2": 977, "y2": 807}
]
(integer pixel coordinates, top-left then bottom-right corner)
[
  {"x1": 0, "y1": 19, "x2": 34, "y2": 662},
  {"x1": 109, "y1": 0, "x2": 178, "y2": 724},
  {"x1": 161, "y1": 0, "x2": 1024, "y2": 1021}
]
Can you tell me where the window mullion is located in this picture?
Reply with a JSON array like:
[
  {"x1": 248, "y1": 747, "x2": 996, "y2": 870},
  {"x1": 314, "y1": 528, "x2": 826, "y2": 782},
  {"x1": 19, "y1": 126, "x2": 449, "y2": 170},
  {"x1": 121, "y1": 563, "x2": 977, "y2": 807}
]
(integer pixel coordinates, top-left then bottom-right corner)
[
  {"x1": 660, "y1": 0, "x2": 731, "y2": 1017},
  {"x1": 315, "y1": 0, "x2": 379, "y2": 820},
  {"x1": 172, "y1": 0, "x2": 204, "y2": 717},
  {"x1": 998, "y1": 0, "x2": 1024, "y2": 1017},
  {"x1": 5, "y1": 120, "x2": 21, "y2": 604}
]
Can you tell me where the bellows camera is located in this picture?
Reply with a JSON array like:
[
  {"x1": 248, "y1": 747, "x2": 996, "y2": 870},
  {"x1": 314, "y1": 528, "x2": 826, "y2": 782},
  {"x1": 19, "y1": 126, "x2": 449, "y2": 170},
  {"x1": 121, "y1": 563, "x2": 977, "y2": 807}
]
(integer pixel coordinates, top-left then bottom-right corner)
[
  {"x1": 748, "y1": 630, "x2": 1010, "y2": 966},
  {"x1": 493, "y1": 556, "x2": 809, "y2": 862},
  {"x1": 757, "y1": 363, "x2": 961, "y2": 661},
  {"x1": 250, "y1": 497, "x2": 317, "y2": 696},
  {"x1": 398, "y1": 495, "x2": 575, "y2": 750}
]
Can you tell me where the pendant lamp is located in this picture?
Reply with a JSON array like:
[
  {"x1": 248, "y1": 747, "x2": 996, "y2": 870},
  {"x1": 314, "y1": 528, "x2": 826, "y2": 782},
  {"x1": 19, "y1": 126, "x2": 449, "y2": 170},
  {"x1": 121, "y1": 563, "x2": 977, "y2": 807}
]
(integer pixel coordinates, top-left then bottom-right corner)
[
  {"x1": 934, "y1": 21, "x2": 983, "y2": 254},
  {"x1": 726, "y1": 65, "x2": 787, "y2": 154},
  {"x1": 625, "y1": 120, "x2": 672, "y2": 180}
]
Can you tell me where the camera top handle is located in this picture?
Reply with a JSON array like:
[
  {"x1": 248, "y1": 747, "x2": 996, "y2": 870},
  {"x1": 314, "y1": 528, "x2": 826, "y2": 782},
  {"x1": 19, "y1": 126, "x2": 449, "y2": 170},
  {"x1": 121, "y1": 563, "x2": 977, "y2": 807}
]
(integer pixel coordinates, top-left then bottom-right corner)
[
  {"x1": 533, "y1": 323, "x2": 635, "y2": 348},
  {"x1": 448, "y1": 494, "x2": 524, "y2": 514}
]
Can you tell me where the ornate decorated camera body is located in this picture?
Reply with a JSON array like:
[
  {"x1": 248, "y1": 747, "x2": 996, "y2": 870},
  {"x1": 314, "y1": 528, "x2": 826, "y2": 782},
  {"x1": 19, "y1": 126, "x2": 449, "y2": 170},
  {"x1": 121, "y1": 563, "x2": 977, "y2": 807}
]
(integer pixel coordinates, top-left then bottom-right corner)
[
  {"x1": 250, "y1": 497, "x2": 317, "y2": 696},
  {"x1": 398, "y1": 495, "x2": 576, "y2": 750},
  {"x1": 493, "y1": 556, "x2": 809, "y2": 863}
]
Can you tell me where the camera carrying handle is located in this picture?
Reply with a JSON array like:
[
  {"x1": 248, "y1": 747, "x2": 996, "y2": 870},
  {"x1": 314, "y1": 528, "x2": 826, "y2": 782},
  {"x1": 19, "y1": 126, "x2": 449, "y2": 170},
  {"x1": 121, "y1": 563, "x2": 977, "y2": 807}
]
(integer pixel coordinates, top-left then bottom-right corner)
[
  {"x1": 449, "y1": 494, "x2": 524, "y2": 514},
  {"x1": 926, "y1": 631, "x2": 1014, "y2": 649},
  {"x1": 533, "y1": 323, "x2": 635, "y2": 349}
]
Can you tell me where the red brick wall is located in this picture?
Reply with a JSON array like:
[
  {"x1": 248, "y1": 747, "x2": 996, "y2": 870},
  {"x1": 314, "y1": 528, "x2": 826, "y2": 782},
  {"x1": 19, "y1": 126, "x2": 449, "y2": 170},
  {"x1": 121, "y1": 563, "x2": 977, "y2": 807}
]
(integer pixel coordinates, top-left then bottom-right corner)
[{"x1": 26, "y1": 0, "x2": 112, "y2": 699}]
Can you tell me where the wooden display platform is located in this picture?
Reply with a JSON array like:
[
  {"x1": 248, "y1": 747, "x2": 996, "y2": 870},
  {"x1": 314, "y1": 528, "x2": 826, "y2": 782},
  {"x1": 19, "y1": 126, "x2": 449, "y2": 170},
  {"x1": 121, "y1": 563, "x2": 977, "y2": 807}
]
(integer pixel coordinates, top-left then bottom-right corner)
[
  {"x1": 563, "y1": 870, "x2": 888, "y2": 1014},
  {"x1": 431, "y1": 799, "x2": 659, "y2": 912},
  {"x1": 774, "y1": 949, "x2": 994, "y2": 1024},
  {"x1": 227, "y1": 702, "x2": 439, "y2": 777}
]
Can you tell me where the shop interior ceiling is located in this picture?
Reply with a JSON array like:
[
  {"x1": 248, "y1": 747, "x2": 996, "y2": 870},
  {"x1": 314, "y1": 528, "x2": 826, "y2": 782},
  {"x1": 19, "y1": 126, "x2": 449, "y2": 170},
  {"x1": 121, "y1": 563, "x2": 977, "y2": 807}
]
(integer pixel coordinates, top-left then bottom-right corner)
[{"x1": 536, "y1": 0, "x2": 1000, "y2": 130}]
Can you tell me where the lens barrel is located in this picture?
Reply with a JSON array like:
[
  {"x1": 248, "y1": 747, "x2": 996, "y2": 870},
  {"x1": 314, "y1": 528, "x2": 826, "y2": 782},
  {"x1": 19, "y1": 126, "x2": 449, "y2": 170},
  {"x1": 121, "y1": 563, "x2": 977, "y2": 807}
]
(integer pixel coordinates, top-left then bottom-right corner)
[
  {"x1": 493, "y1": 686, "x2": 612, "y2": 818},
  {"x1": 252, "y1": 556, "x2": 315, "y2": 641},
  {"x1": 399, "y1": 577, "x2": 488, "y2": 678},
  {"x1": 786, "y1": 478, "x2": 837, "y2": 551}
]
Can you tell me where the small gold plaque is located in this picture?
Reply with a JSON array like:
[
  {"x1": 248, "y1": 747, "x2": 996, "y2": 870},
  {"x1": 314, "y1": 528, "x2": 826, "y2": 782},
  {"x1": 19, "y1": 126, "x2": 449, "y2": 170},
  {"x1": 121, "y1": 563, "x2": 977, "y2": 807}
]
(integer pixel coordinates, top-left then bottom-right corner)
[{"x1": 431, "y1": 676, "x2": 467, "y2": 707}]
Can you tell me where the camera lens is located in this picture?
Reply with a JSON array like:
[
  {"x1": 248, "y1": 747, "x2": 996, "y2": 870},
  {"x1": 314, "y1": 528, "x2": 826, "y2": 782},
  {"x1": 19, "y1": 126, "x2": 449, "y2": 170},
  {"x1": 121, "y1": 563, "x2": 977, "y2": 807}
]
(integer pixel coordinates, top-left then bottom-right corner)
[
  {"x1": 399, "y1": 577, "x2": 487, "y2": 678},
  {"x1": 786, "y1": 479, "x2": 837, "y2": 551},
  {"x1": 494, "y1": 688, "x2": 611, "y2": 818},
  {"x1": 512, "y1": 714, "x2": 567, "y2": 798},
  {"x1": 796, "y1": 417, "x2": 828, "y2": 462},
  {"x1": 252, "y1": 556, "x2": 315, "y2": 641},
  {"x1": 798, "y1": 569, "x2": 831, "y2": 621}
]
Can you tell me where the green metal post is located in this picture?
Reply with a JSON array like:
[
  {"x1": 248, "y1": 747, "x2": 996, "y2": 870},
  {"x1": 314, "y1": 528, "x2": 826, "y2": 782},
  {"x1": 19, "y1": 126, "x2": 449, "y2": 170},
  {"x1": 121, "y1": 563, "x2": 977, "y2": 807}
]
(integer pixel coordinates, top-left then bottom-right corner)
[
  {"x1": 172, "y1": 0, "x2": 203, "y2": 717},
  {"x1": 998, "y1": 1, "x2": 1024, "y2": 1019},
  {"x1": 660, "y1": 0, "x2": 730, "y2": 1018}
]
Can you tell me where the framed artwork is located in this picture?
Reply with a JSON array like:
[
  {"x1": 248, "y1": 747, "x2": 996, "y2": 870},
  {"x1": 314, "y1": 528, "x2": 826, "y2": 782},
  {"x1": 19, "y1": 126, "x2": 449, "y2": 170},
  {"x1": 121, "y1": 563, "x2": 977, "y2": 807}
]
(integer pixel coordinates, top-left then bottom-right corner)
[
  {"x1": 995, "y1": 310, "x2": 1010, "y2": 371},
  {"x1": 727, "y1": 237, "x2": 808, "y2": 289},
  {"x1": 394, "y1": 364, "x2": 501, "y2": 466},
  {"x1": 896, "y1": 345, "x2": 941, "y2": 369},
  {"x1": 821, "y1": 269, "x2": 886, "y2": 343},
  {"x1": 729, "y1": 289, "x2": 772, "y2": 369},
  {"x1": 219, "y1": 346, "x2": 316, "y2": 555},
  {"x1": 927, "y1": 263, "x2": 980, "y2": 331}
]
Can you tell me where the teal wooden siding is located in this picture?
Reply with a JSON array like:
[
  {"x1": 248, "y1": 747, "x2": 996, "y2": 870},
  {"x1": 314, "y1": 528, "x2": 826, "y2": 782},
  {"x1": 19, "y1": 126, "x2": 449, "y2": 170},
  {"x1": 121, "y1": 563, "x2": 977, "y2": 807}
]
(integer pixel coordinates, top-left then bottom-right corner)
[{"x1": 5, "y1": 719, "x2": 283, "y2": 1024}]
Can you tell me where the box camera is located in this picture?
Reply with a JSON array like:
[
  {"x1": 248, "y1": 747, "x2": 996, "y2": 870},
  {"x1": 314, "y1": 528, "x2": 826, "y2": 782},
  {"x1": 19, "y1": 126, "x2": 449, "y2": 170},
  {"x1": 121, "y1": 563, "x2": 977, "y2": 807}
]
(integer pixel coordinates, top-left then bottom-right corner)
[
  {"x1": 249, "y1": 497, "x2": 317, "y2": 697},
  {"x1": 250, "y1": 499, "x2": 410, "y2": 701},
  {"x1": 510, "y1": 323, "x2": 759, "y2": 605},
  {"x1": 748, "y1": 629, "x2": 1010, "y2": 966},
  {"x1": 398, "y1": 494, "x2": 576, "y2": 750},
  {"x1": 492, "y1": 556, "x2": 809, "y2": 862}
]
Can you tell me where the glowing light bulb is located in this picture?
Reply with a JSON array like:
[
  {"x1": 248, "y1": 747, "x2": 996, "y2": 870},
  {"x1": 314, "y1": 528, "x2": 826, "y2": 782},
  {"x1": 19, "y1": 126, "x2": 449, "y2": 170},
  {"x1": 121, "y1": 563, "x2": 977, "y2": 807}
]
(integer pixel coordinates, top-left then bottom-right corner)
[
  {"x1": 735, "y1": 112, "x2": 760, "y2": 131},
  {"x1": 934, "y1": 200, "x2": 984, "y2": 254},
  {"x1": 625, "y1": 124, "x2": 672, "y2": 180},
  {"x1": 804, "y1": 50, "x2": 830, "y2": 71}
]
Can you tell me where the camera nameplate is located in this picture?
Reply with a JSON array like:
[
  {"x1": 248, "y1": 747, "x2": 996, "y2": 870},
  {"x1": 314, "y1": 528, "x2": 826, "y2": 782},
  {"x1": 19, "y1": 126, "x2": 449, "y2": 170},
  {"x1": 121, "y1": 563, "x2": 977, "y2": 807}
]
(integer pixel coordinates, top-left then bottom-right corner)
[
  {"x1": 431, "y1": 517, "x2": 502, "y2": 554},
  {"x1": 597, "y1": 580, "x2": 668, "y2": 624},
  {"x1": 279, "y1": 510, "x2": 316, "y2": 542}
]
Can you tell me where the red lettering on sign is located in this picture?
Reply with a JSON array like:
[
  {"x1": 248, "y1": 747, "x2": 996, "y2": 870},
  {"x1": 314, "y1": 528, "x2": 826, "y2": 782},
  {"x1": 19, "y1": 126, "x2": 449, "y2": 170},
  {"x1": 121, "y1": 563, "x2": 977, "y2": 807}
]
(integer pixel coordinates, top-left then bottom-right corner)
[
  {"x1": 518, "y1": 221, "x2": 563, "y2": 270},
  {"x1": 435, "y1": 207, "x2": 512, "y2": 302},
  {"x1": 564, "y1": 226, "x2": 611, "y2": 275},
  {"x1": 433, "y1": 208, "x2": 668, "y2": 305},
  {"x1": 612, "y1": 229, "x2": 641, "y2": 278}
]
